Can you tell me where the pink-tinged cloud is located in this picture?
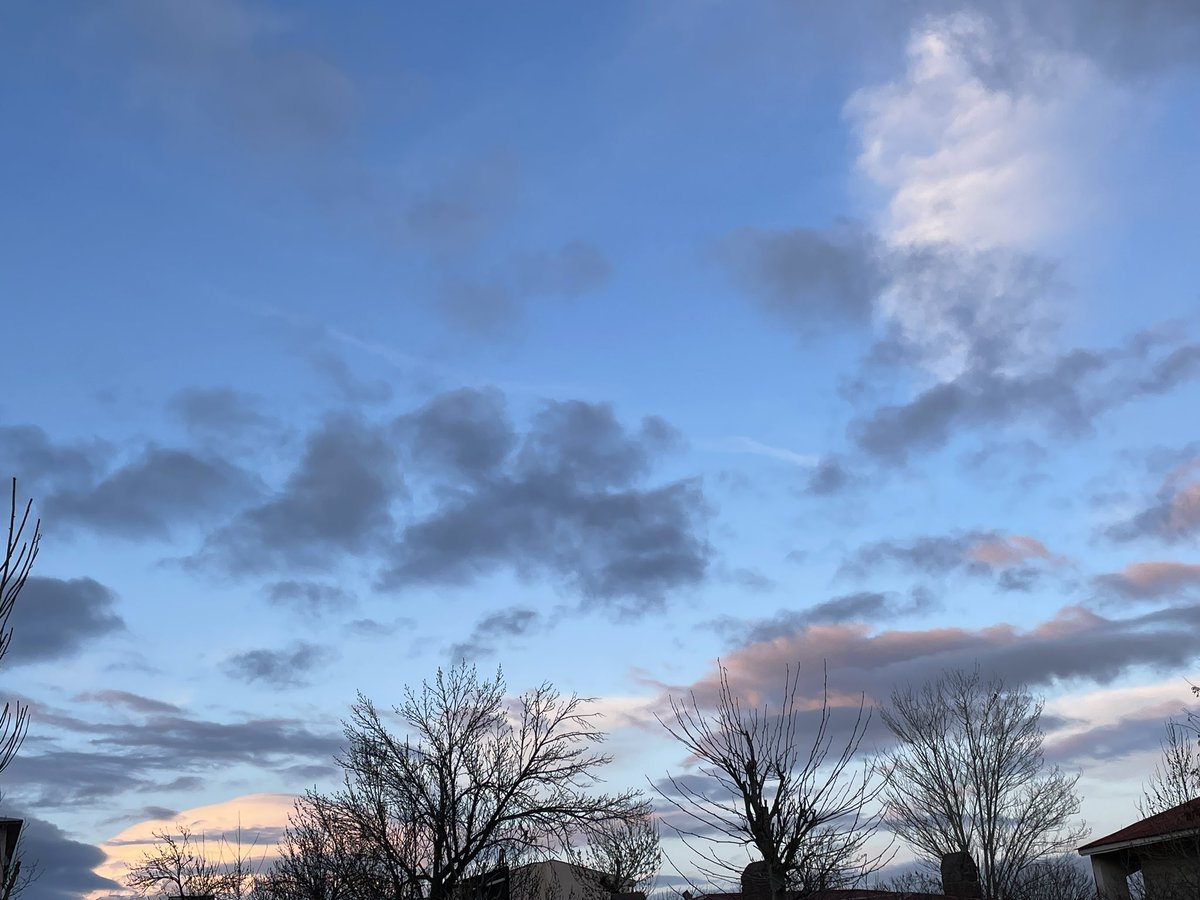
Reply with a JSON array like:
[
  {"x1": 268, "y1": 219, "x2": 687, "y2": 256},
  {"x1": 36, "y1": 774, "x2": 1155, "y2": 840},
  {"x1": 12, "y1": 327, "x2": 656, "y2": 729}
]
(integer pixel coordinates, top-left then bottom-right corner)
[
  {"x1": 94, "y1": 792, "x2": 296, "y2": 898},
  {"x1": 1096, "y1": 561, "x2": 1200, "y2": 599},
  {"x1": 968, "y1": 533, "x2": 1060, "y2": 567},
  {"x1": 1108, "y1": 459, "x2": 1200, "y2": 544},
  {"x1": 669, "y1": 604, "x2": 1200, "y2": 720}
]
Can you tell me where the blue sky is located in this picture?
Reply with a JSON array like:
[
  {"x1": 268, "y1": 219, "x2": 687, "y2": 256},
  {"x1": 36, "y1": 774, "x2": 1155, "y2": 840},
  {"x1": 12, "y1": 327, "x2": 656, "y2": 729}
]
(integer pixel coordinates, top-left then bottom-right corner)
[{"x1": 2, "y1": 1, "x2": 1200, "y2": 896}]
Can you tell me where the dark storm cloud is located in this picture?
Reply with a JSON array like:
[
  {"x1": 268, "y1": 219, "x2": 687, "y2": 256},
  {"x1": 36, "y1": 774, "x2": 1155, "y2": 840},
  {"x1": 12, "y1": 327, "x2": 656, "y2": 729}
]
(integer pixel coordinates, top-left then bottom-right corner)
[
  {"x1": 1094, "y1": 561, "x2": 1200, "y2": 601},
  {"x1": 5, "y1": 812, "x2": 120, "y2": 900},
  {"x1": 6, "y1": 577, "x2": 124, "y2": 665},
  {"x1": 840, "y1": 530, "x2": 1060, "y2": 592},
  {"x1": 435, "y1": 241, "x2": 613, "y2": 333},
  {"x1": 265, "y1": 580, "x2": 354, "y2": 615},
  {"x1": 1105, "y1": 460, "x2": 1200, "y2": 545},
  {"x1": 111, "y1": 0, "x2": 357, "y2": 153},
  {"x1": 448, "y1": 607, "x2": 542, "y2": 662},
  {"x1": 719, "y1": 222, "x2": 884, "y2": 331},
  {"x1": 383, "y1": 396, "x2": 709, "y2": 615},
  {"x1": 169, "y1": 386, "x2": 275, "y2": 438},
  {"x1": 193, "y1": 414, "x2": 404, "y2": 575},
  {"x1": 222, "y1": 641, "x2": 331, "y2": 688},
  {"x1": 46, "y1": 447, "x2": 259, "y2": 538}
]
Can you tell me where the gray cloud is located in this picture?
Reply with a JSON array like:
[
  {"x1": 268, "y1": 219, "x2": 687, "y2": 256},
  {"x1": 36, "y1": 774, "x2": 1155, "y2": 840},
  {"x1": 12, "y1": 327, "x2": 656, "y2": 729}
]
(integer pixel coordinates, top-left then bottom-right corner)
[
  {"x1": 46, "y1": 447, "x2": 259, "y2": 539},
  {"x1": 7, "y1": 577, "x2": 125, "y2": 665},
  {"x1": 397, "y1": 388, "x2": 516, "y2": 481},
  {"x1": 5, "y1": 812, "x2": 120, "y2": 900},
  {"x1": 112, "y1": 0, "x2": 357, "y2": 154},
  {"x1": 719, "y1": 222, "x2": 884, "y2": 331},
  {"x1": 448, "y1": 607, "x2": 542, "y2": 662},
  {"x1": 265, "y1": 580, "x2": 354, "y2": 616},
  {"x1": 713, "y1": 589, "x2": 938, "y2": 645},
  {"x1": 1095, "y1": 561, "x2": 1200, "y2": 601},
  {"x1": 840, "y1": 530, "x2": 1061, "y2": 593},
  {"x1": 805, "y1": 456, "x2": 853, "y2": 495},
  {"x1": 193, "y1": 414, "x2": 404, "y2": 575},
  {"x1": 0, "y1": 425, "x2": 108, "y2": 495},
  {"x1": 436, "y1": 241, "x2": 613, "y2": 333},
  {"x1": 169, "y1": 386, "x2": 274, "y2": 439},
  {"x1": 383, "y1": 396, "x2": 709, "y2": 615},
  {"x1": 222, "y1": 641, "x2": 331, "y2": 688},
  {"x1": 1105, "y1": 459, "x2": 1200, "y2": 545},
  {"x1": 75, "y1": 690, "x2": 181, "y2": 715},
  {"x1": 7, "y1": 708, "x2": 341, "y2": 810}
]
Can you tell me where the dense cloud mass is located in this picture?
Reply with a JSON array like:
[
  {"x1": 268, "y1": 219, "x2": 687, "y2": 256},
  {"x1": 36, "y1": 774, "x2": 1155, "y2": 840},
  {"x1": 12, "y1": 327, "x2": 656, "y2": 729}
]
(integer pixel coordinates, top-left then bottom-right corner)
[
  {"x1": 7, "y1": 577, "x2": 125, "y2": 664},
  {"x1": 47, "y1": 447, "x2": 259, "y2": 538},
  {"x1": 193, "y1": 414, "x2": 404, "y2": 574},
  {"x1": 6, "y1": 812, "x2": 120, "y2": 899},
  {"x1": 1106, "y1": 459, "x2": 1200, "y2": 544},
  {"x1": 383, "y1": 393, "x2": 710, "y2": 614}
]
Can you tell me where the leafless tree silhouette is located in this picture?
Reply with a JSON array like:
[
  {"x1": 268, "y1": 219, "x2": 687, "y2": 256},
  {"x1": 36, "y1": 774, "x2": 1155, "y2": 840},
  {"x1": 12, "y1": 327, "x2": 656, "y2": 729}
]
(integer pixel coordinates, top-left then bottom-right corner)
[
  {"x1": 653, "y1": 662, "x2": 888, "y2": 899},
  {"x1": 880, "y1": 669, "x2": 1086, "y2": 900}
]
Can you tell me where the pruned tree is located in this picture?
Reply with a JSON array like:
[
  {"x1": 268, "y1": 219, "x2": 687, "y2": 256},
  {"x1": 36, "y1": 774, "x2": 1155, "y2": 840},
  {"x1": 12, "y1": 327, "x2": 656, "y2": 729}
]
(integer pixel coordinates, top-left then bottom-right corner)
[
  {"x1": 880, "y1": 669, "x2": 1087, "y2": 900},
  {"x1": 336, "y1": 662, "x2": 648, "y2": 900},
  {"x1": 653, "y1": 662, "x2": 888, "y2": 899},
  {"x1": 1140, "y1": 718, "x2": 1200, "y2": 817}
]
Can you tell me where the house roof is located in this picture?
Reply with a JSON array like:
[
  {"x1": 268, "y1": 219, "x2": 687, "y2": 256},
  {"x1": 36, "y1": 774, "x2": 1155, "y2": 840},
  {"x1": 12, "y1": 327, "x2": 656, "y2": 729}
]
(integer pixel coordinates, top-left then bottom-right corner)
[{"x1": 1078, "y1": 797, "x2": 1200, "y2": 856}]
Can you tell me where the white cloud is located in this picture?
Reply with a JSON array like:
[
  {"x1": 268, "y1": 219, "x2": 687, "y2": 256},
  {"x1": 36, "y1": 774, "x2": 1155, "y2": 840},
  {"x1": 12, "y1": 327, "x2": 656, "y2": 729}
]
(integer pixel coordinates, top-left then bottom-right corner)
[{"x1": 844, "y1": 11, "x2": 1132, "y2": 380}]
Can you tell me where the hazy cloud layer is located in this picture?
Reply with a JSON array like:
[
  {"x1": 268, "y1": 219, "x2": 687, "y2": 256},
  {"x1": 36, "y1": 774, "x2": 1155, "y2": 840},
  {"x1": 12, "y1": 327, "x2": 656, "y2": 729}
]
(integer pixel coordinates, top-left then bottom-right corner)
[
  {"x1": 7, "y1": 577, "x2": 125, "y2": 665},
  {"x1": 840, "y1": 530, "x2": 1061, "y2": 592},
  {"x1": 436, "y1": 241, "x2": 612, "y2": 333},
  {"x1": 169, "y1": 386, "x2": 275, "y2": 439},
  {"x1": 712, "y1": 589, "x2": 939, "y2": 644}
]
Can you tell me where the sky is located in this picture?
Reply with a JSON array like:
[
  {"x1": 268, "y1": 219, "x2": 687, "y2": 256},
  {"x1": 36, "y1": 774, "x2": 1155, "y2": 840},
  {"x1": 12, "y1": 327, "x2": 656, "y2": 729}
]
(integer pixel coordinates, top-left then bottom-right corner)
[{"x1": 1, "y1": 1, "x2": 1200, "y2": 896}]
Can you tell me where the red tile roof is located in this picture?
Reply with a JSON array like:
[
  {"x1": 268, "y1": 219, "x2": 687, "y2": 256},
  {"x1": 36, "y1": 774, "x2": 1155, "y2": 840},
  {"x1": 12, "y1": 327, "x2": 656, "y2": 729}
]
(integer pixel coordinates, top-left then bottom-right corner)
[{"x1": 1079, "y1": 797, "x2": 1200, "y2": 854}]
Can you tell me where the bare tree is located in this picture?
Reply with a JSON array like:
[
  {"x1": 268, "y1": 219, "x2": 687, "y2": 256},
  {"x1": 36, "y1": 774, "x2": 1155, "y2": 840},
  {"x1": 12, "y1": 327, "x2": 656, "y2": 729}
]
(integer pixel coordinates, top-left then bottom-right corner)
[
  {"x1": 1140, "y1": 718, "x2": 1200, "y2": 817},
  {"x1": 127, "y1": 825, "x2": 262, "y2": 899},
  {"x1": 0, "y1": 479, "x2": 39, "y2": 779},
  {"x1": 0, "y1": 479, "x2": 41, "y2": 899},
  {"x1": 253, "y1": 790, "x2": 397, "y2": 900},
  {"x1": 570, "y1": 814, "x2": 662, "y2": 895},
  {"x1": 880, "y1": 669, "x2": 1087, "y2": 900},
  {"x1": 653, "y1": 662, "x2": 888, "y2": 899},
  {"x1": 337, "y1": 662, "x2": 647, "y2": 900}
]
